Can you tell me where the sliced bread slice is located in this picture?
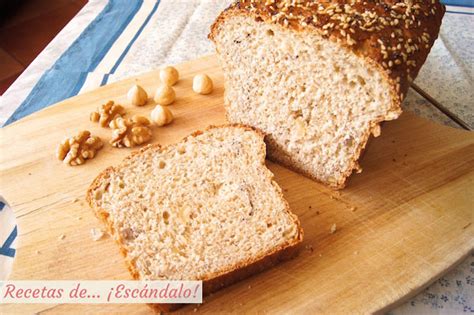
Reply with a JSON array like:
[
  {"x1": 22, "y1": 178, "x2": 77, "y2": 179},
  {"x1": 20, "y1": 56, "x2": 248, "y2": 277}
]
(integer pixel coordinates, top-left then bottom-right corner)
[
  {"x1": 86, "y1": 125, "x2": 303, "y2": 311},
  {"x1": 209, "y1": 1, "x2": 444, "y2": 188}
]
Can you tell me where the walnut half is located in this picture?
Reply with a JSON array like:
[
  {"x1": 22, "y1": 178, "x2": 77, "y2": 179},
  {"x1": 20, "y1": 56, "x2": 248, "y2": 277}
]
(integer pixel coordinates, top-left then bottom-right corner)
[
  {"x1": 110, "y1": 115, "x2": 152, "y2": 148},
  {"x1": 56, "y1": 131, "x2": 104, "y2": 166},
  {"x1": 90, "y1": 100, "x2": 125, "y2": 127}
]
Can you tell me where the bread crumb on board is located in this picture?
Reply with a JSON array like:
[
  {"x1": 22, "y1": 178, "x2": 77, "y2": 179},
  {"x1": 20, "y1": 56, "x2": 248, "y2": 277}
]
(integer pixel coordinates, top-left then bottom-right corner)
[
  {"x1": 90, "y1": 228, "x2": 106, "y2": 241},
  {"x1": 59, "y1": 234, "x2": 66, "y2": 240},
  {"x1": 330, "y1": 223, "x2": 337, "y2": 234}
]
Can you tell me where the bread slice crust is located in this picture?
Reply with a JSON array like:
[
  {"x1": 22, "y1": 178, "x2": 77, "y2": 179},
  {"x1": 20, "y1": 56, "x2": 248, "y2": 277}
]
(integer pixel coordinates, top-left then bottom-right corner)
[{"x1": 86, "y1": 124, "x2": 303, "y2": 312}]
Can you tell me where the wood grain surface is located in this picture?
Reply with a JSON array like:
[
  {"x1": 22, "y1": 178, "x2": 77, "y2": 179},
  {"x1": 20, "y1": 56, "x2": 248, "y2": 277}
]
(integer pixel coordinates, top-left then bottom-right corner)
[{"x1": 0, "y1": 55, "x2": 473, "y2": 314}]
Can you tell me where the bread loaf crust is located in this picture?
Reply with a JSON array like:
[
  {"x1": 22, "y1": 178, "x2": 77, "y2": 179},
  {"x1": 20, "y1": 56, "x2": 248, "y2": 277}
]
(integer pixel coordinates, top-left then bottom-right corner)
[
  {"x1": 209, "y1": 1, "x2": 444, "y2": 188},
  {"x1": 86, "y1": 124, "x2": 303, "y2": 312},
  {"x1": 210, "y1": 0, "x2": 445, "y2": 107}
]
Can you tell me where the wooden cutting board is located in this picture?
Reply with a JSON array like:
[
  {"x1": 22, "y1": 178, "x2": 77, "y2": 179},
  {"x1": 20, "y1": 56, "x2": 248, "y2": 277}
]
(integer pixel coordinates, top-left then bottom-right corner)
[{"x1": 0, "y1": 55, "x2": 472, "y2": 314}]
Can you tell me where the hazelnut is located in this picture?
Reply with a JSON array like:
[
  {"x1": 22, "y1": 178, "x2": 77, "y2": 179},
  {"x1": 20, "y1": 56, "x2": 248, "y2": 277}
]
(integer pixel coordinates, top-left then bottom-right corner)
[
  {"x1": 150, "y1": 105, "x2": 174, "y2": 127},
  {"x1": 193, "y1": 74, "x2": 213, "y2": 95},
  {"x1": 127, "y1": 84, "x2": 148, "y2": 106},
  {"x1": 160, "y1": 66, "x2": 179, "y2": 86},
  {"x1": 154, "y1": 85, "x2": 176, "y2": 105}
]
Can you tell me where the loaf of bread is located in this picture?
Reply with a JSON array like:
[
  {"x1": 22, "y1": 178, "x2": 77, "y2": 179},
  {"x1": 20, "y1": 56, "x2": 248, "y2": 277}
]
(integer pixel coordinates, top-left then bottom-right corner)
[
  {"x1": 86, "y1": 125, "x2": 303, "y2": 311},
  {"x1": 210, "y1": 0, "x2": 445, "y2": 188}
]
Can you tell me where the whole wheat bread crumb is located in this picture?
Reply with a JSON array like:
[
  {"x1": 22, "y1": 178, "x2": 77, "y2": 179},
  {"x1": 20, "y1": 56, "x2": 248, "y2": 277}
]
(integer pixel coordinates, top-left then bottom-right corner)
[{"x1": 87, "y1": 125, "x2": 302, "y2": 291}]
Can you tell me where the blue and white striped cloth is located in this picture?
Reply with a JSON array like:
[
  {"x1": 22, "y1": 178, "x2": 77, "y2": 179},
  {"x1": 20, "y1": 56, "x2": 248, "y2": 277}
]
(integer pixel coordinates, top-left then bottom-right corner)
[
  {"x1": 0, "y1": 1, "x2": 472, "y2": 313},
  {"x1": 0, "y1": 0, "x2": 234, "y2": 126}
]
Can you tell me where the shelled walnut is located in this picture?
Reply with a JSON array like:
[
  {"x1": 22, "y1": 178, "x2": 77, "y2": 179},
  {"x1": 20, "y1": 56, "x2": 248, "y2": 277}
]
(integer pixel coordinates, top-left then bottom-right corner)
[
  {"x1": 90, "y1": 100, "x2": 126, "y2": 127},
  {"x1": 110, "y1": 115, "x2": 152, "y2": 148},
  {"x1": 56, "y1": 131, "x2": 103, "y2": 166}
]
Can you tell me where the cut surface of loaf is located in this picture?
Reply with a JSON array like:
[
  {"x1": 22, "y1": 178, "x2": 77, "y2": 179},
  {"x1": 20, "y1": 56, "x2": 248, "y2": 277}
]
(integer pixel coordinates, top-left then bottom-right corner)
[
  {"x1": 210, "y1": 1, "x2": 444, "y2": 188},
  {"x1": 87, "y1": 125, "x2": 302, "y2": 288}
]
